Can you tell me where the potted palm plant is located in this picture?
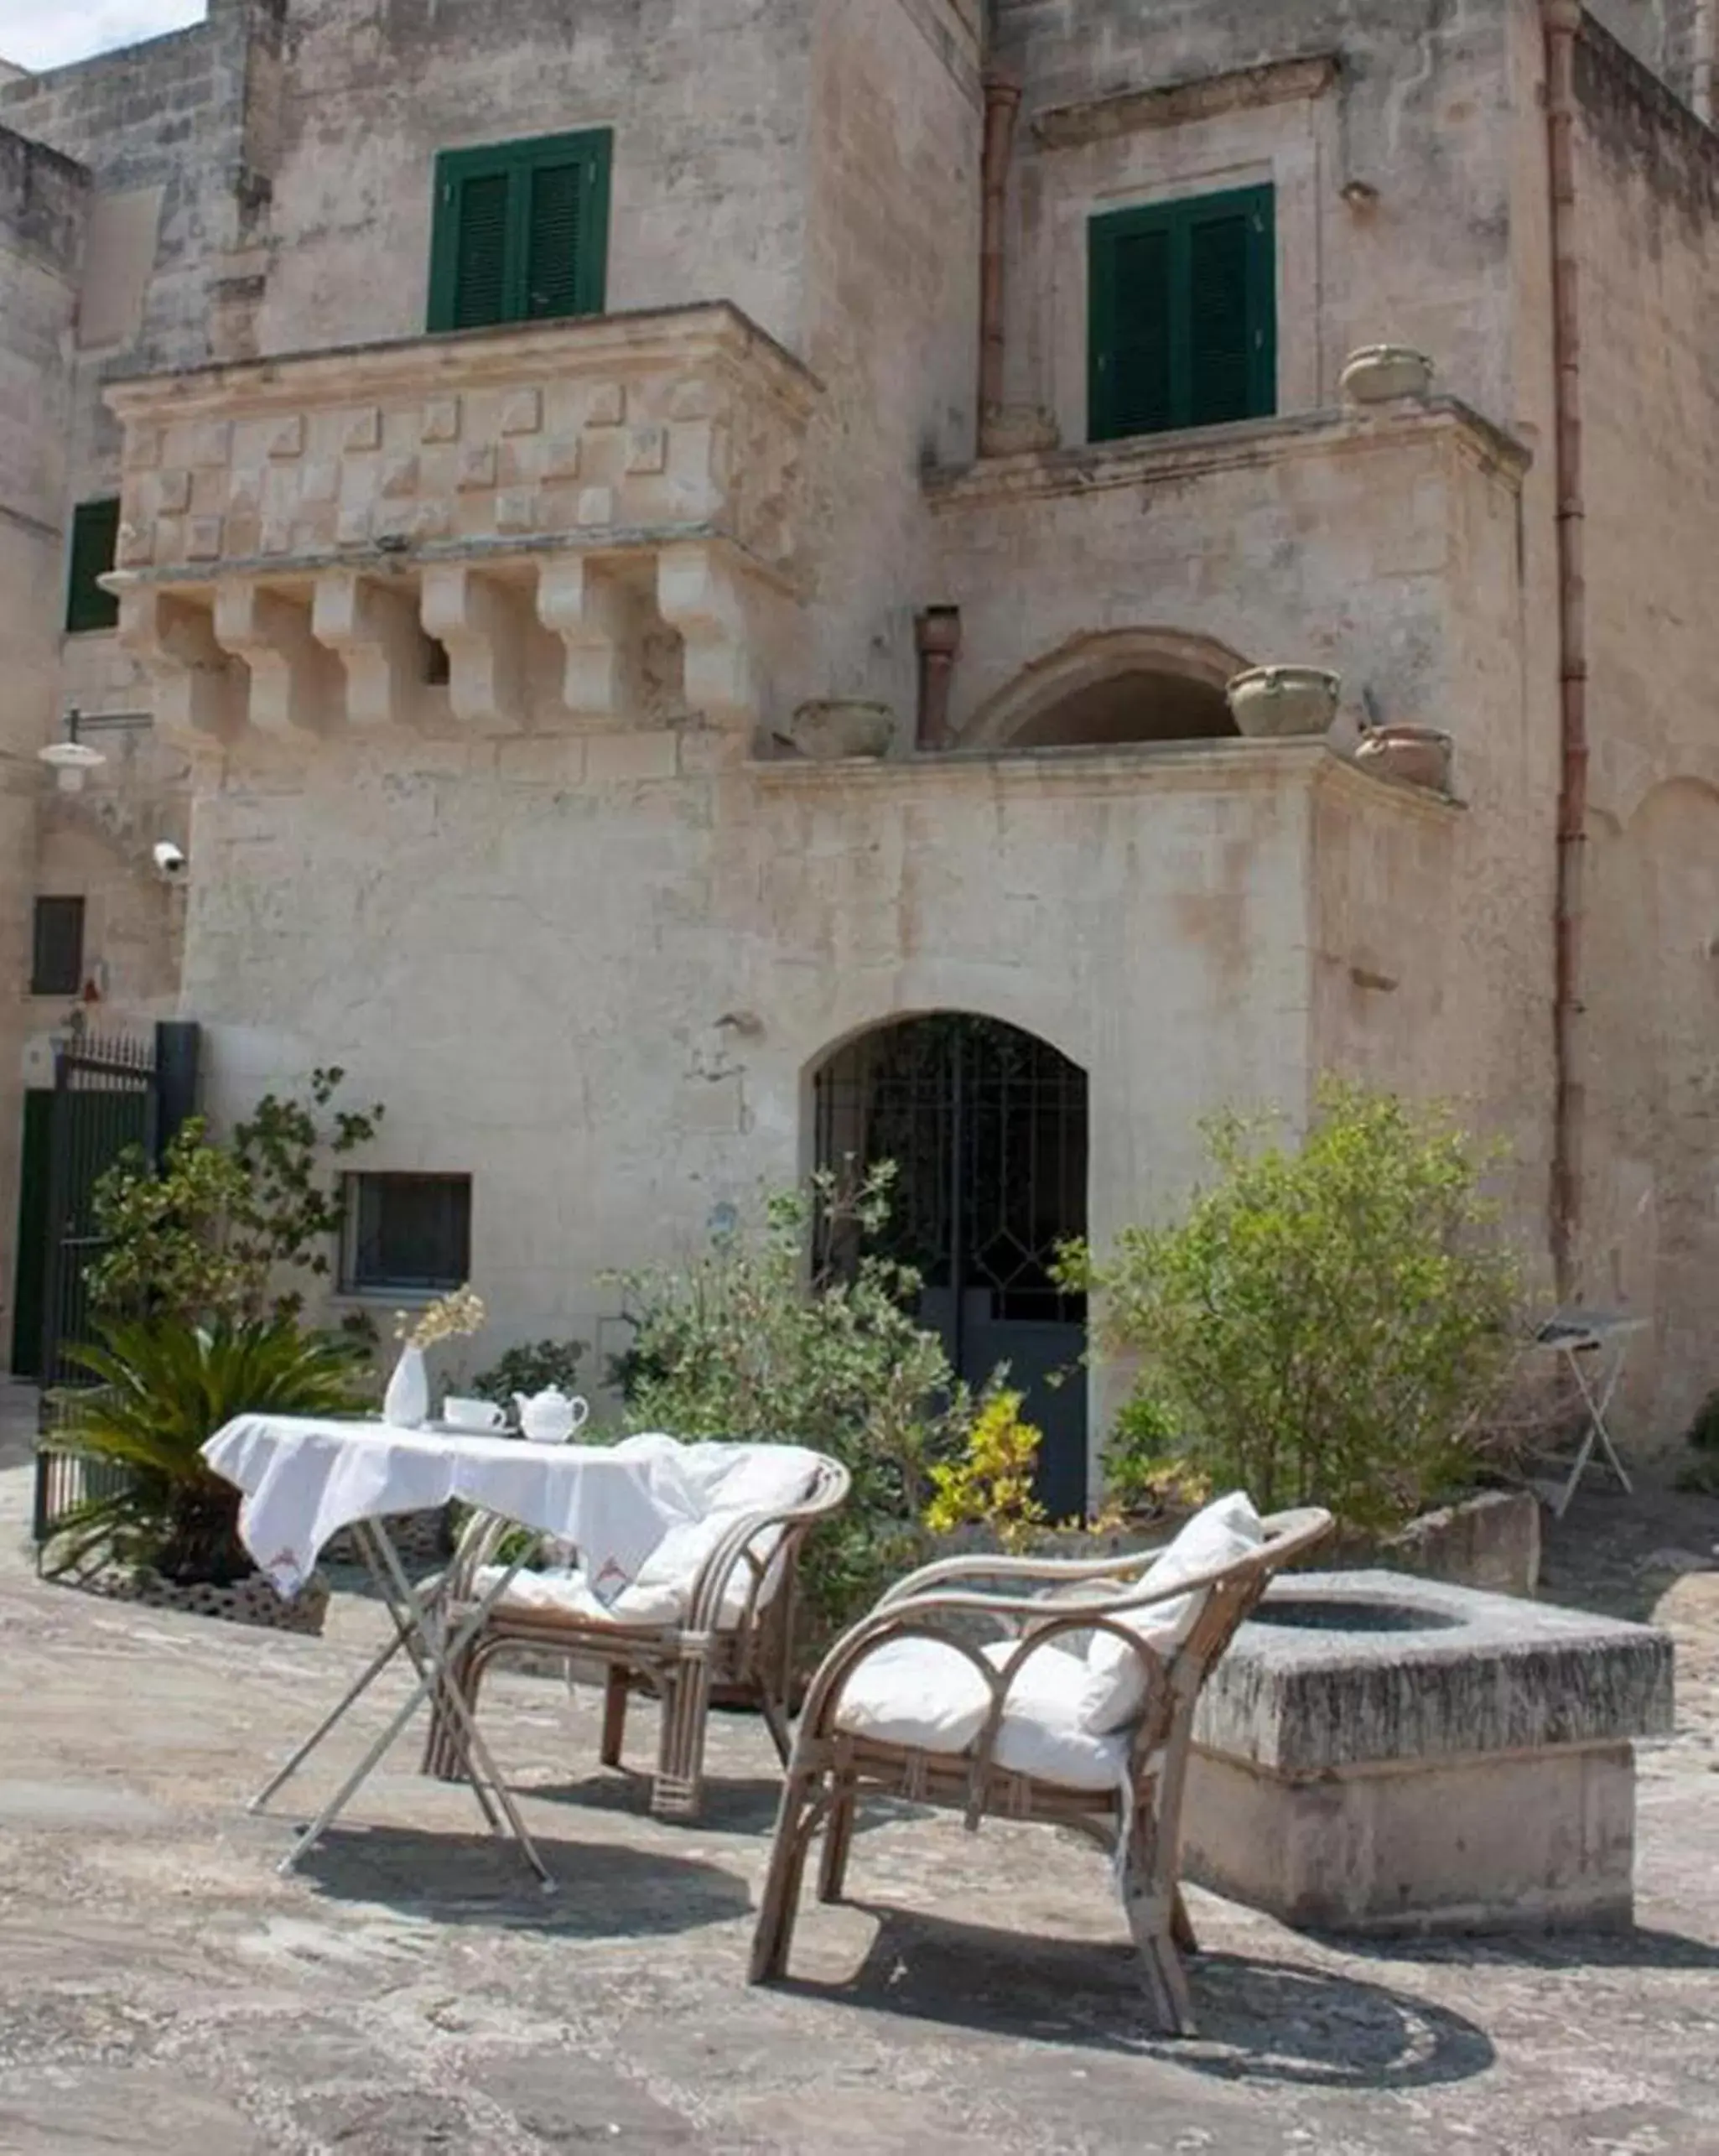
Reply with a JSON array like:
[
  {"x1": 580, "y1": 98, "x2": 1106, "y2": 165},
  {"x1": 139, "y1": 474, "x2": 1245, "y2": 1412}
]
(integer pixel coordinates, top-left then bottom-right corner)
[{"x1": 40, "y1": 1314, "x2": 370, "y2": 1633}]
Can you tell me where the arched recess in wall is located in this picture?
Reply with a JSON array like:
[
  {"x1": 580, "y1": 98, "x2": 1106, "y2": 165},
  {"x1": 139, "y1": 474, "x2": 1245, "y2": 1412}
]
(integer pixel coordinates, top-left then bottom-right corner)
[
  {"x1": 962, "y1": 627, "x2": 1249, "y2": 751},
  {"x1": 809, "y1": 1010, "x2": 1089, "y2": 1519},
  {"x1": 1581, "y1": 774, "x2": 1719, "y2": 1438}
]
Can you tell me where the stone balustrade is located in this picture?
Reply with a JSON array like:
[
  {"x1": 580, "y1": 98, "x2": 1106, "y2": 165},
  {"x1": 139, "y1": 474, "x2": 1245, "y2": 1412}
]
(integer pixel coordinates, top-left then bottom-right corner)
[{"x1": 103, "y1": 303, "x2": 815, "y2": 741}]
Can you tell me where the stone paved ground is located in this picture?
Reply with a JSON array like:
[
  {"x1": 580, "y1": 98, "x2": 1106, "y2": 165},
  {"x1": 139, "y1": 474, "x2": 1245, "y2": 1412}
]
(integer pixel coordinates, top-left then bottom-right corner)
[{"x1": 3, "y1": 1379, "x2": 1719, "y2": 2154}]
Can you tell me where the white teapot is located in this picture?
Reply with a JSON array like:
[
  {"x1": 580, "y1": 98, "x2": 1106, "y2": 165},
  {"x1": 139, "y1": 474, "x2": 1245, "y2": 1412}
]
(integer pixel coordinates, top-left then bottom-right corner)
[{"x1": 513, "y1": 1386, "x2": 590, "y2": 1445}]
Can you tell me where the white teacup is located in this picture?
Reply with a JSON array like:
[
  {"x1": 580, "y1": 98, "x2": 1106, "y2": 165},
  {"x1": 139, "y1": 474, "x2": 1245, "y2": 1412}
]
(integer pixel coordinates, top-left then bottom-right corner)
[{"x1": 443, "y1": 1395, "x2": 506, "y2": 1434}]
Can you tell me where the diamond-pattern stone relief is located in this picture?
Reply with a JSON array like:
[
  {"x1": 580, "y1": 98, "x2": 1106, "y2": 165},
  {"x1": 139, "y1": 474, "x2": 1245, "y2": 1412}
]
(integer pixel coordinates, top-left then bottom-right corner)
[
  {"x1": 627, "y1": 426, "x2": 668, "y2": 475},
  {"x1": 422, "y1": 396, "x2": 462, "y2": 444},
  {"x1": 458, "y1": 445, "x2": 498, "y2": 491},
  {"x1": 342, "y1": 408, "x2": 382, "y2": 452}
]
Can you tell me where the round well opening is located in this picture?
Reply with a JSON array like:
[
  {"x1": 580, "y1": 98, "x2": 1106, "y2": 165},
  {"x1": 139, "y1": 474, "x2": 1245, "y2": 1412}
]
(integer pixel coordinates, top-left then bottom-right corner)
[{"x1": 1251, "y1": 1594, "x2": 1464, "y2": 1636}]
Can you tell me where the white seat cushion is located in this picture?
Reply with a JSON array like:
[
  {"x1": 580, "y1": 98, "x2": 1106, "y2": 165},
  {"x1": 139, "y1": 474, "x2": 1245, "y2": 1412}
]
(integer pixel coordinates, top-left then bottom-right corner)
[
  {"x1": 475, "y1": 1565, "x2": 683, "y2": 1628},
  {"x1": 1077, "y1": 1490, "x2": 1264, "y2": 1734},
  {"x1": 830, "y1": 1636, "x2": 1129, "y2": 1795}
]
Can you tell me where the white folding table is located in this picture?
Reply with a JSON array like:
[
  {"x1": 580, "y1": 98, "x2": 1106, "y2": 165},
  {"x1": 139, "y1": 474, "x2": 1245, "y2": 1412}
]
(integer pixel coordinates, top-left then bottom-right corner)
[
  {"x1": 1530, "y1": 1311, "x2": 1648, "y2": 1519},
  {"x1": 203, "y1": 1416, "x2": 684, "y2": 1886}
]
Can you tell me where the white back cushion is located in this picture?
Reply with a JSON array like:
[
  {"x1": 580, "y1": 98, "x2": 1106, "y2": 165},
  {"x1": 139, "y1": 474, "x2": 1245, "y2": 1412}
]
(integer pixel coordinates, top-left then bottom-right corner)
[
  {"x1": 1076, "y1": 1491, "x2": 1265, "y2": 1734},
  {"x1": 613, "y1": 1437, "x2": 824, "y2": 1624}
]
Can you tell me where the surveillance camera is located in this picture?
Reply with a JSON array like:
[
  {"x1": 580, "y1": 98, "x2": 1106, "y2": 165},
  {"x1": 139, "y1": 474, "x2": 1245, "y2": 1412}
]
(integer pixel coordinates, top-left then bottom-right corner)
[{"x1": 152, "y1": 839, "x2": 187, "y2": 880}]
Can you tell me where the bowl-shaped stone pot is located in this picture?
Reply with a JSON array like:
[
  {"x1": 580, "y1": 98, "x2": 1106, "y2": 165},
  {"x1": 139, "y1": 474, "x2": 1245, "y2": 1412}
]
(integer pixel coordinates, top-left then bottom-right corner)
[
  {"x1": 1354, "y1": 723, "x2": 1453, "y2": 792},
  {"x1": 782, "y1": 700, "x2": 895, "y2": 760},
  {"x1": 1340, "y1": 345, "x2": 1435, "y2": 404},
  {"x1": 1226, "y1": 665, "x2": 1342, "y2": 740}
]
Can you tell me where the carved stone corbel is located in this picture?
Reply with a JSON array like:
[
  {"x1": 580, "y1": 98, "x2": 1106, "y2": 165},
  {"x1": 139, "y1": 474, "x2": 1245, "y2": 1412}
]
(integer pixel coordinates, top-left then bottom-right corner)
[
  {"x1": 419, "y1": 563, "x2": 527, "y2": 731},
  {"x1": 117, "y1": 587, "x2": 243, "y2": 740},
  {"x1": 656, "y1": 540, "x2": 769, "y2": 729},
  {"x1": 212, "y1": 580, "x2": 340, "y2": 735},
  {"x1": 312, "y1": 570, "x2": 424, "y2": 729},
  {"x1": 537, "y1": 554, "x2": 630, "y2": 719}
]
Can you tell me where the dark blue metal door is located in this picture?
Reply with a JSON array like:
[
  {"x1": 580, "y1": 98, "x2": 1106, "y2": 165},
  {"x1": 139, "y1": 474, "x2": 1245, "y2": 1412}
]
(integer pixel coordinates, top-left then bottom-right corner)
[{"x1": 815, "y1": 1015, "x2": 1089, "y2": 1520}]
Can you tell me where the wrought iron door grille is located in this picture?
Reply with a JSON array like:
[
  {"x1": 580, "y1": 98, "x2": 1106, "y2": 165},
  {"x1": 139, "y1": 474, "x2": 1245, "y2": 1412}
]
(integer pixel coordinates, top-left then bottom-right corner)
[{"x1": 814, "y1": 1015, "x2": 1088, "y2": 1323}]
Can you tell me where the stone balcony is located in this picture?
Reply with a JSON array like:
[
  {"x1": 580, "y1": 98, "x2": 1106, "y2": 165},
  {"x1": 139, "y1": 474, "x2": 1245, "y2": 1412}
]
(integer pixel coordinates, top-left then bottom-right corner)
[
  {"x1": 103, "y1": 304, "x2": 816, "y2": 743},
  {"x1": 925, "y1": 397, "x2": 1532, "y2": 749}
]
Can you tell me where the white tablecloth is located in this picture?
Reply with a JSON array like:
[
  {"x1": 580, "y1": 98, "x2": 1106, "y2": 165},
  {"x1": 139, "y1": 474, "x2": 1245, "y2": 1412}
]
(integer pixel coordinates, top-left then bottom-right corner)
[{"x1": 203, "y1": 1417, "x2": 683, "y2": 1599}]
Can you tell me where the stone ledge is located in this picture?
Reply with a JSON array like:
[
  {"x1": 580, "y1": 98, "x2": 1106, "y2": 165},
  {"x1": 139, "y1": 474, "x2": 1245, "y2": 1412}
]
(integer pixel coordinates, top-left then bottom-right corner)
[
  {"x1": 924, "y1": 397, "x2": 1531, "y2": 511},
  {"x1": 1192, "y1": 1570, "x2": 1675, "y2": 1774}
]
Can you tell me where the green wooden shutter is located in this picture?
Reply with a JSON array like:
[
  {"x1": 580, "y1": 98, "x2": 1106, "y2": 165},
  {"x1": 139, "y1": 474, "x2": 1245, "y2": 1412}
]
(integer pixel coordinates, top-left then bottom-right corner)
[
  {"x1": 429, "y1": 131, "x2": 611, "y2": 333},
  {"x1": 1097, "y1": 226, "x2": 1174, "y2": 439},
  {"x1": 31, "y1": 895, "x2": 85, "y2": 995},
  {"x1": 525, "y1": 160, "x2": 585, "y2": 319},
  {"x1": 450, "y1": 170, "x2": 512, "y2": 330},
  {"x1": 1185, "y1": 207, "x2": 1254, "y2": 427},
  {"x1": 65, "y1": 498, "x2": 121, "y2": 633},
  {"x1": 1088, "y1": 186, "x2": 1275, "y2": 444}
]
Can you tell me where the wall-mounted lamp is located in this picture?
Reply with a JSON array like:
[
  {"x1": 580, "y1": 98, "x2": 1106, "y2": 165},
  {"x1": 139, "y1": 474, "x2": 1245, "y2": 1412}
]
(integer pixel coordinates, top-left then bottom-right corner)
[
  {"x1": 38, "y1": 741, "x2": 106, "y2": 793},
  {"x1": 1341, "y1": 179, "x2": 1380, "y2": 210}
]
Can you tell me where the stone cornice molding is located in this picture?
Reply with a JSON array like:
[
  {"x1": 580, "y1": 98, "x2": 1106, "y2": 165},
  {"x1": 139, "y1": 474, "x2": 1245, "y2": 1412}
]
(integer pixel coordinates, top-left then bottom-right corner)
[{"x1": 1031, "y1": 54, "x2": 1341, "y2": 152}]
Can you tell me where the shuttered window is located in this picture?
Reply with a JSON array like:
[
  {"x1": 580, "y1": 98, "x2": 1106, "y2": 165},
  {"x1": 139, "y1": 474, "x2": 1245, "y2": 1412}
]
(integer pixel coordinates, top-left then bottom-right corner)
[
  {"x1": 428, "y1": 130, "x2": 611, "y2": 333},
  {"x1": 1088, "y1": 186, "x2": 1275, "y2": 444},
  {"x1": 31, "y1": 896, "x2": 86, "y2": 997},
  {"x1": 343, "y1": 1173, "x2": 473, "y2": 1294},
  {"x1": 65, "y1": 497, "x2": 122, "y2": 633}
]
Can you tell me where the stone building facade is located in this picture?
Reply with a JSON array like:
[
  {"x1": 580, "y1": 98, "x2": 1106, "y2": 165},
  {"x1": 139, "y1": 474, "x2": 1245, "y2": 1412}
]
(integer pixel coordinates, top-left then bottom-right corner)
[{"x1": 1, "y1": 0, "x2": 1715, "y2": 1501}]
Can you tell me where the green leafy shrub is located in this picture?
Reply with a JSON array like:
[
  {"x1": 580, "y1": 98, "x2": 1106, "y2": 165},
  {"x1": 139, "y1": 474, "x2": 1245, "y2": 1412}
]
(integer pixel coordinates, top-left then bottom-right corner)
[
  {"x1": 43, "y1": 1316, "x2": 371, "y2": 1584},
  {"x1": 1098, "y1": 1395, "x2": 1212, "y2": 1521},
  {"x1": 470, "y1": 1337, "x2": 587, "y2": 1408},
  {"x1": 607, "y1": 1166, "x2": 971, "y2": 1634},
  {"x1": 86, "y1": 1068, "x2": 384, "y2": 1329},
  {"x1": 924, "y1": 1389, "x2": 1047, "y2": 1551},
  {"x1": 1067, "y1": 1079, "x2": 1523, "y2": 1537}
]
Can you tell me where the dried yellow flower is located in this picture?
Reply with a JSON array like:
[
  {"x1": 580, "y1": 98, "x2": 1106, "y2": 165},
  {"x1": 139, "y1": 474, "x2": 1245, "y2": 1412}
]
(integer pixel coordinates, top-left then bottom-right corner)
[{"x1": 397, "y1": 1285, "x2": 486, "y2": 1351}]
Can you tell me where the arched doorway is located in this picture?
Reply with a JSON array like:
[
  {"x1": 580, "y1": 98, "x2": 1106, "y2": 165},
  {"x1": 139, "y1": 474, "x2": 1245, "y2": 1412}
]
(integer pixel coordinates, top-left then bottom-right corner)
[
  {"x1": 1009, "y1": 667, "x2": 1234, "y2": 746},
  {"x1": 963, "y1": 626, "x2": 1248, "y2": 753},
  {"x1": 813, "y1": 1014, "x2": 1089, "y2": 1518}
]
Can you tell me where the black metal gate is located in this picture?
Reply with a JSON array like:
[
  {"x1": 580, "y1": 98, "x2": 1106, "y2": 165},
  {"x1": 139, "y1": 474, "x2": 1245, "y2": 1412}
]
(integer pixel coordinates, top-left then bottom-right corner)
[
  {"x1": 30, "y1": 1016, "x2": 200, "y2": 1548},
  {"x1": 814, "y1": 1014, "x2": 1089, "y2": 1520}
]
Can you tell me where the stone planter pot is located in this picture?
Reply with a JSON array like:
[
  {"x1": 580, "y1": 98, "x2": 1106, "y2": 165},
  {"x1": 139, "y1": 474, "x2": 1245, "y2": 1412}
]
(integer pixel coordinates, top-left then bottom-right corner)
[
  {"x1": 1226, "y1": 664, "x2": 1342, "y2": 740},
  {"x1": 1354, "y1": 723, "x2": 1454, "y2": 793},
  {"x1": 782, "y1": 700, "x2": 895, "y2": 761},
  {"x1": 76, "y1": 1563, "x2": 330, "y2": 1636},
  {"x1": 1340, "y1": 344, "x2": 1435, "y2": 405}
]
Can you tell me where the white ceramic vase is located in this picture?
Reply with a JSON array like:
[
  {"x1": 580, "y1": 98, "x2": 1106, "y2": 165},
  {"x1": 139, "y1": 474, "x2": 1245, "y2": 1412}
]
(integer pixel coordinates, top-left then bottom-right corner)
[{"x1": 383, "y1": 1343, "x2": 429, "y2": 1431}]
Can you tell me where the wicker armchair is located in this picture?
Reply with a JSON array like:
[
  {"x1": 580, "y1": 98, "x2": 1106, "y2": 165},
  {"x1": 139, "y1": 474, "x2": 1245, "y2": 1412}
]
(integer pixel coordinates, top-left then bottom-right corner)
[
  {"x1": 423, "y1": 1438, "x2": 850, "y2": 1820},
  {"x1": 750, "y1": 1498, "x2": 1332, "y2": 2034}
]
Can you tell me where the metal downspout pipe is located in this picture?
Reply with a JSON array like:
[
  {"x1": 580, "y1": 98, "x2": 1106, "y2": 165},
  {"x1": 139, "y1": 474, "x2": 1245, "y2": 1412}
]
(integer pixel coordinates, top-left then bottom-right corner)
[{"x1": 1543, "y1": 0, "x2": 1587, "y2": 1296}]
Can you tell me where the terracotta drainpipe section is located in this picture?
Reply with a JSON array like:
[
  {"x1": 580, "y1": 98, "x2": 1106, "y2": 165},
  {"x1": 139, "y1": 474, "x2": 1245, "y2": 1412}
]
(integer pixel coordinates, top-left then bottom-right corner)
[
  {"x1": 1694, "y1": 0, "x2": 1716, "y2": 123},
  {"x1": 1544, "y1": 0, "x2": 1587, "y2": 1296},
  {"x1": 977, "y1": 69, "x2": 1021, "y2": 455},
  {"x1": 916, "y1": 605, "x2": 962, "y2": 748}
]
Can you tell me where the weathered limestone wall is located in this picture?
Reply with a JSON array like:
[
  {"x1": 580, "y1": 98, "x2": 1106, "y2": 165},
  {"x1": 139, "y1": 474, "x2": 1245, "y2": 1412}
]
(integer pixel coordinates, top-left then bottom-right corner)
[
  {"x1": 991, "y1": 0, "x2": 1521, "y2": 434},
  {"x1": 180, "y1": 740, "x2": 1327, "y2": 1447},
  {"x1": 258, "y1": 0, "x2": 815, "y2": 364},
  {"x1": 0, "y1": 124, "x2": 85, "y2": 1366},
  {"x1": 1568, "y1": 19, "x2": 1719, "y2": 1445},
  {"x1": 797, "y1": 0, "x2": 981, "y2": 720},
  {"x1": 0, "y1": 6, "x2": 256, "y2": 1362}
]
